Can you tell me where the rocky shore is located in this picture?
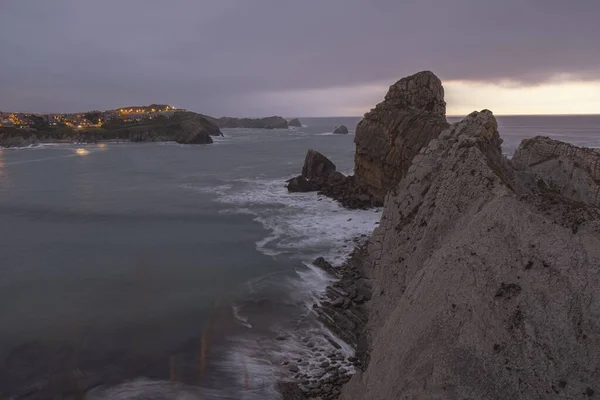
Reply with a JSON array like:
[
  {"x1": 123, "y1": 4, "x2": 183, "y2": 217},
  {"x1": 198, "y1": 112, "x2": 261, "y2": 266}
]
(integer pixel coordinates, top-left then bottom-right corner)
[
  {"x1": 280, "y1": 243, "x2": 371, "y2": 400},
  {"x1": 282, "y1": 70, "x2": 600, "y2": 399}
]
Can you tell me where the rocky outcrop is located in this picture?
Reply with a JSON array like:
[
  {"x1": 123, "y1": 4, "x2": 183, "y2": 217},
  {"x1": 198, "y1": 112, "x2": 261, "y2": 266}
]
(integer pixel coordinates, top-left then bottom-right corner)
[
  {"x1": 286, "y1": 71, "x2": 450, "y2": 209},
  {"x1": 0, "y1": 129, "x2": 38, "y2": 147},
  {"x1": 338, "y1": 110, "x2": 600, "y2": 399},
  {"x1": 353, "y1": 71, "x2": 450, "y2": 203},
  {"x1": 333, "y1": 125, "x2": 349, "y2": 134},
  {"x1": 513, "y1": 135, "x2": 600, "y2": 207},
  {"x1": 289, "y1": 118, "x2": 302, "y2": 127},
  {"x1": 286, "y1": 149, "x2": 338, "y2": 192},
  {"x1": 286, "y1": 150, "x2": 377, "y2": 208},
  {"x1": 211, "y1": 116, "x2": 289, "y2": 129}
]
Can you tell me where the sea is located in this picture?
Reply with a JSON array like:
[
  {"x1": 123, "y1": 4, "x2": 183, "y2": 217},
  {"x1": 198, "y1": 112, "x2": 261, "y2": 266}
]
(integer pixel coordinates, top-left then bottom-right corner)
[{"x1": 0, "y1": 115, "x2": 599, "y2": 399}]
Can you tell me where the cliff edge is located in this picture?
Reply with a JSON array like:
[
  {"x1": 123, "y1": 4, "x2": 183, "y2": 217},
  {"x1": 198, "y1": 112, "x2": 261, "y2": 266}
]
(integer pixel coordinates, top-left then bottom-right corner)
[{"x1": 339, "y1": 111, "x2": 600, "y2": 399}]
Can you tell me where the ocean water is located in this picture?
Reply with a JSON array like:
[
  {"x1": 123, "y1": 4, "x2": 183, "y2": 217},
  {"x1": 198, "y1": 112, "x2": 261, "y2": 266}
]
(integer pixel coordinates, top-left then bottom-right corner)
[{"x1": 0, "y1": 115, "x2": 598, "y2": 399}]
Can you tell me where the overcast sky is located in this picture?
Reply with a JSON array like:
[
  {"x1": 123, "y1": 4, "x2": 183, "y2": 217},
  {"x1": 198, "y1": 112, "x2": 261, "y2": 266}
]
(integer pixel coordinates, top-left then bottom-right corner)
[{"x1": 1, "y1": 0, "x2": 599, "y2": 116}]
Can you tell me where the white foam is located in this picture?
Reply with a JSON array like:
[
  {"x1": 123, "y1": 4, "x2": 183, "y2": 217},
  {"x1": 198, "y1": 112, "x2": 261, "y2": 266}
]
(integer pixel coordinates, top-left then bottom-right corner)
[{"x1": 232, "y1": 305, "x2": 253, "y2": 329}]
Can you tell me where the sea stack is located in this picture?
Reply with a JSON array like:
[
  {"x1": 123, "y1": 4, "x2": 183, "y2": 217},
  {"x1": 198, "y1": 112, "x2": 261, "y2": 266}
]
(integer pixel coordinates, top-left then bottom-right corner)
[
  {"x1": 333, "y1": 125, "x2": 349, "y2": 134},
  {"x1": 289, "y1": 118, "x2": 302, "y2": 127},
  {"x1": 353, "y1": 71, "x2": 449, "y2": 202}
]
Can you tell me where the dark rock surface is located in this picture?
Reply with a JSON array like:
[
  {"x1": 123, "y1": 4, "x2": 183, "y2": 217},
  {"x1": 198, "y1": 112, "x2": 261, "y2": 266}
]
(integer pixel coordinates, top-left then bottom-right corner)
[
  {"x1": 286, "y1": 71, "x2": 449, "y2": 209},
  {"x1": 287, "y1": 150, "x2": 379, "y2": 209},
  {"x1": 208, "y1": 115, "x2": 289, "y2": 129},
  {"x1": 353, "y1": 70, "x2": 449, "y2": 203},
  {"x1": 333, "y1": 125, "x2": 349, "y2": 134},
  {"x1": 289, "y1": 118, "x2": 303, "y2": 127}
]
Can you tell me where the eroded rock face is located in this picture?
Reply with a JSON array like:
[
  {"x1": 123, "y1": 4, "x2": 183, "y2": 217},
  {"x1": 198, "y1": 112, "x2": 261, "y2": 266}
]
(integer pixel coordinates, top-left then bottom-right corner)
[
  {"x1": 353, "y1": 71, "x2": 450, "y2": 203},
  {"x1": 513, "y1": 135, "x2": 600, "y2": 207},
  {"x1": 341, "y1": 111, "x2": 600, "y2": 399},
  {"x1": 333, "y1": 125, "x2": 349, "y2": 134},
  {"x1": 302, "y1": 149, "x2": 336, "y2": 179}
]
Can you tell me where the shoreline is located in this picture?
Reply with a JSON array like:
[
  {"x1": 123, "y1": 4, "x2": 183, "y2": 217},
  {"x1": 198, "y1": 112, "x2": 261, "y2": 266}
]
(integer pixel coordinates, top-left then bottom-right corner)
[{"x1": 280, "y1": 240, "x2": 373, "y2": 400}]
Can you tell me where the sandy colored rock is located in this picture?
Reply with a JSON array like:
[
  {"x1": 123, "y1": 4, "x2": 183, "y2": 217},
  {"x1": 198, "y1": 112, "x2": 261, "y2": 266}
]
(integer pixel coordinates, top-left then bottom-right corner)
[
  {"x1": 513, "y1": 135, "x2": 600, "y2": 207},
  {"x1": 341, "y1": 111, "x2": 600, "y2": 399}
]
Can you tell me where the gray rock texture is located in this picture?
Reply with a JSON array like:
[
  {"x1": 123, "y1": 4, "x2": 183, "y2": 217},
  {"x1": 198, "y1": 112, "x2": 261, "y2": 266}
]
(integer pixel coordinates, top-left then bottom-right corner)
[
  {"x1": 289, "y1": 118, "x2": 303, "y2": 127},
  {"x1": 513, "y1": 135, "x2": 600, "y2": 207},
  {"x1": 333, "y1": 125, "x2": 349, "y2": 134},
  {"x1": 340, "y1": 110, "x2": 600, "y2": 399},
  {"x1": 353, "y1": 71, "x2": 450, "y2": 203}
]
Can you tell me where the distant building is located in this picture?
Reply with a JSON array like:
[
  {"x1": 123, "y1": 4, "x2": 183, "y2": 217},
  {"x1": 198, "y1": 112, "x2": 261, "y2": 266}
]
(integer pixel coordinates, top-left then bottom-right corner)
[{"x1": 0, "y1": 119, "x2": 13, "y2": 127}]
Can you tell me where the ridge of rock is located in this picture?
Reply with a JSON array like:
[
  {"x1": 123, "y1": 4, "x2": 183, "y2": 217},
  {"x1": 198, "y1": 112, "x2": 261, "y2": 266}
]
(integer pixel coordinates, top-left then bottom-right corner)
[
  {"x1": 339, "y1": 111, "x2": 600, "y2": 399},
  {"x1": 513, "y1": 135, "x2": 600, "y2": 207}
]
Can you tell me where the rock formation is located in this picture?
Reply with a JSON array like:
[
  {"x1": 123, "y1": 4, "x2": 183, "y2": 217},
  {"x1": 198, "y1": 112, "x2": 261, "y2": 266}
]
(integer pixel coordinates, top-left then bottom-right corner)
[
  {"x1": 286, "y1": 150, "x2": 376, "y2": 208},
  {"x1": 337, "y1": 110, "x2": 600, "y2": 399},
  {"x1": 289, "y1": 118, "x2": 302, "y2": 127},
  {"x1": 513, "y1": 135, "x2": 600, "y2": 207},
  {"x1": 208, "y1": 115, "x2": 289, "y2": 129},
  {"x1": 353, "y1": 70, "x2": 450, "y2": 202},
  {"x1": 333, "y1": 125, "x2": 349, "y2": 134},
  {"x1": 286, "y1": 71, "x2": 450, "y2": 208}
]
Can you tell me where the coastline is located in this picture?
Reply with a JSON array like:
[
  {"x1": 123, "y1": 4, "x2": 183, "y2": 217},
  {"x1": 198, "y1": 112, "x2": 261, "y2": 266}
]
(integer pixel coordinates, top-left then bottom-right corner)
[{"x1": 280, "y1": 241, "x2": 373, "y2": 400}]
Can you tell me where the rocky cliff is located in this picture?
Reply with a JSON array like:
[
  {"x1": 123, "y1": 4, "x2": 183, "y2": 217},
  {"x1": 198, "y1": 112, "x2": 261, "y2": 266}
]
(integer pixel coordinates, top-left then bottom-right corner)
[
  {"x1": 337, "y1": 111, "x2": 600, "y2": 399},
  {"x1": 286, "y1": 71, "x2": 450, "y2": 208},
  {"x1": 513, "y1": 135, "x2": 600, "y2": 207},
  {"x1": 353, "y1": 71, "x2": 450, "y2": 203}
]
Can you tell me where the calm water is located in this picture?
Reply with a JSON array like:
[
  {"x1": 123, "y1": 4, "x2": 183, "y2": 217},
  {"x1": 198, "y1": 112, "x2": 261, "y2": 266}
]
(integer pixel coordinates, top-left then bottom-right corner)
[{"x1": 0, "y1": 115, "x2": 599, "y2": 399}]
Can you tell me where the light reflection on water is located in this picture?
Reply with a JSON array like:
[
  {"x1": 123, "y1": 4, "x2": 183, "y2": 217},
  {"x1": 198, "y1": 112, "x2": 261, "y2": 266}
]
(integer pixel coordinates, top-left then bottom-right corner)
[
  {"x1": 75, "y1": 148, "x2": 90, "y2": 156},
  {"x1": 0, "y1": 149, "x2": 11, "y2": 189}
]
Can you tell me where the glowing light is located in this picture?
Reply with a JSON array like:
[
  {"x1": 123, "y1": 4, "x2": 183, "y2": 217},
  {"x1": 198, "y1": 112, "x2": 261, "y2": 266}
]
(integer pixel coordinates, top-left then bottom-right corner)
[
  {"x1": 97, "y1": 143, "x2": 106, "y2": 148},
  {"x1": 75, "y1": 148, "x2": 89, "y2": 156}
]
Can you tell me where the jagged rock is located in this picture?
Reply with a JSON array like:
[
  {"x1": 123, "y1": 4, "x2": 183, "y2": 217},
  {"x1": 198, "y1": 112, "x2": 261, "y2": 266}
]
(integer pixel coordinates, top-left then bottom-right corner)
[
  {"x1": 333, "y1": 125, "x2": 349, "y2": 134},
  {"x1": 286, "y1": 71, "x2": 450, "y2": 209},
  {"x1": 289, "y1": 118, "x2": 302, "y2": 127},
  {"x1": 353, "y1": 70, "x2": 450, "y2": 203},
  {"x1": 288, "y1": 150, "x2": 339, "y2": 193},
  {"x1": 513, "y1": 135, "x2": 600, "y2": 207},
  {"x1": 302, "y1": 149, "x2": 337, "y2": 180},
  {"x1": 340, "y1": 110, "x2": 600, "y2": 399}
]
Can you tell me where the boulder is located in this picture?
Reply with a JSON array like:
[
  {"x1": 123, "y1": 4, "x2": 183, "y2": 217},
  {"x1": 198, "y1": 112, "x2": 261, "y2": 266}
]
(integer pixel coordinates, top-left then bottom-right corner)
[
  {"x1": 333, "y1": 125, "x2": 349, "y2": 134},
  {"x1": 353, "y1": 70, "x2": 450, "y2": 203},
  {"x1": 513, "y1": 135, "x2": 600, "y2": 207},
  {"x1": 289, "y1": 118, "x2": 302, "y2": 127}
]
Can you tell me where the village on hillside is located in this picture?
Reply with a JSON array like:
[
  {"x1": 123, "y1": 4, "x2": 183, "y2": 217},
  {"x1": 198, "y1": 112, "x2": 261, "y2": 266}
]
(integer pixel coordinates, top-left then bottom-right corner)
[{"x1": 0, "y1": 104, "x2": 182, "y2": 129}]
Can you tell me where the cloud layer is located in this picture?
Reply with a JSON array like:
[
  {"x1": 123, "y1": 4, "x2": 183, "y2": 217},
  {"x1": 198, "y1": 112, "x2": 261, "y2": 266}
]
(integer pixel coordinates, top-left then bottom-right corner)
[{"x1": 1, "y1": 0, "x2": 598, "y2": 115}]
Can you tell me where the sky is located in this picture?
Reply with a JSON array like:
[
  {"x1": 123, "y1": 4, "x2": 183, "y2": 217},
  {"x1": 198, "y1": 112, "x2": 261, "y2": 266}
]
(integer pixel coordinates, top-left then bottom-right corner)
[{"x1": 0, "y1": 0, "x2": 599, "y2": 117}]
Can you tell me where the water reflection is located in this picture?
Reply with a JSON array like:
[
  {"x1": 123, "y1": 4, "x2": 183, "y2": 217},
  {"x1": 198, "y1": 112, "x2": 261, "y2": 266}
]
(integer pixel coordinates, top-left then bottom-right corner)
[
  {"x1": 0, "y1": 148, "x2": 12, "y2": 190},
  {"x1": 75, "y1": 148, "x2": 90, "y2": 156}
]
